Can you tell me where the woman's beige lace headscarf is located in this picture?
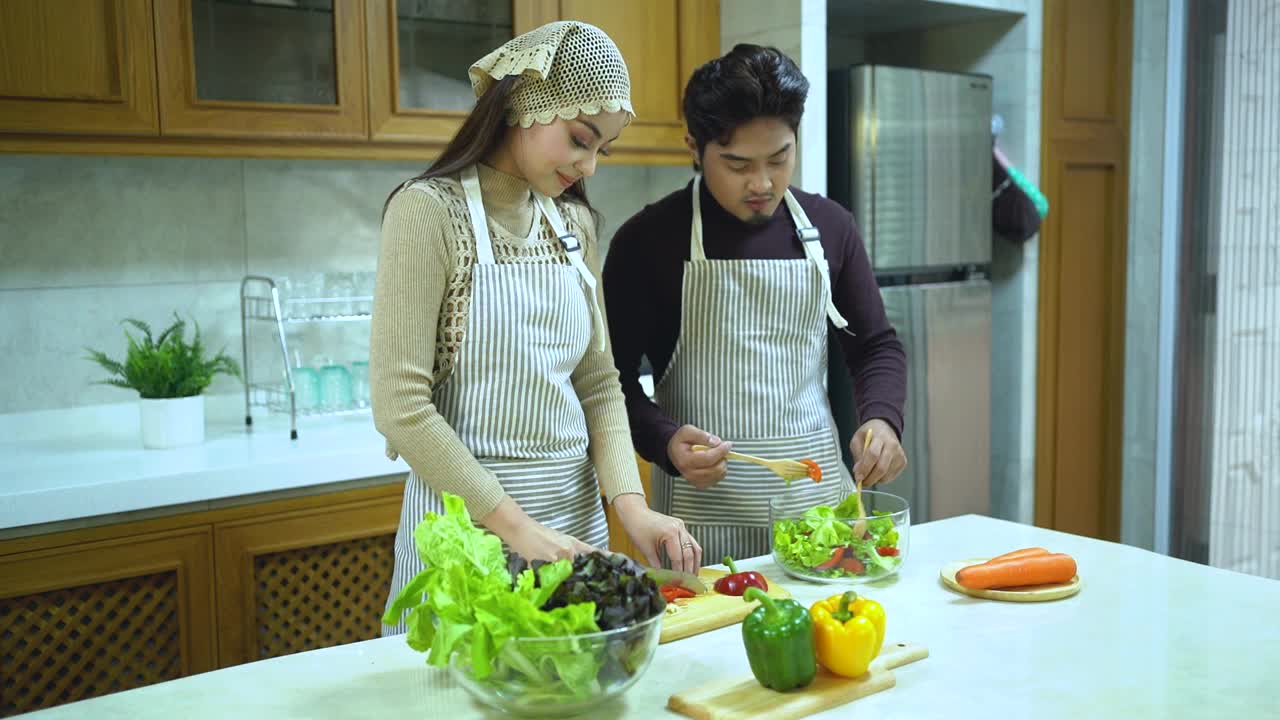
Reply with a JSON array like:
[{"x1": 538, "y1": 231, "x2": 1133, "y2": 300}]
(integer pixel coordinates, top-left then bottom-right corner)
[{"x1": 468, "y1": 21, "x2": 635, "y2": 128}]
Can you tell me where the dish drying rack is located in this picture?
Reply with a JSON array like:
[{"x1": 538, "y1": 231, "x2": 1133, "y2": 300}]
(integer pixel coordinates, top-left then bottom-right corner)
[{"x1": 239, "y1": 275, "x2": 372, "y2": 439}]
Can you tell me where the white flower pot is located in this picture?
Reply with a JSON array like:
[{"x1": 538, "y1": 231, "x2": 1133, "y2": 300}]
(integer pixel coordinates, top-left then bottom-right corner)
[{"x1": 139, "y1": 395, "x2": 205, "y2": 449}]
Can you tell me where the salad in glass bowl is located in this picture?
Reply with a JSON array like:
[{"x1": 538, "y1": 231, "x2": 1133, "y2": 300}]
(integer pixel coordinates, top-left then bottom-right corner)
[
  {"x1": 770, "y1": 489, "x2": 910, "y2": 583},
  {"x1": 384, "y1": 494, "x2": 665, "y2": 717}
]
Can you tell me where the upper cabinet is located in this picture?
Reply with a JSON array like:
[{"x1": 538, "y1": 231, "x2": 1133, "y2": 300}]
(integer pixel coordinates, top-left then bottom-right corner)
[
  {"x1": 0, "y1": 0, "x2": 719, "y2": 162},
  {"x1": 559, "y1": 0, "x2": 718, "y2": 157},
  {"x1": 0, "y1": 0, "x2": 159, "y2": 135},
  {"x1": 367, "y1": 0, "x2": 528, "y2": 143},
  {"x1": 520, "y1": 0, "x2": 720, "y2": 160},
  {"x1": 154, "y1": 0, "x2": 368, "y2": 139}
]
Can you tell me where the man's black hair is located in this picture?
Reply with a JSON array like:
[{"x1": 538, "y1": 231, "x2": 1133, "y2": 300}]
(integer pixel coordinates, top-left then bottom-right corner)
[{"x1": 681, "y1": 44, "x2": 809, "y2": 167}]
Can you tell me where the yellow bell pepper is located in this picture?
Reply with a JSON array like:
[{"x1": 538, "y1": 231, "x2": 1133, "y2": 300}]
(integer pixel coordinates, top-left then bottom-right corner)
[{"x1": 809, "y1": 591, "x2": 886, "y2": 678}]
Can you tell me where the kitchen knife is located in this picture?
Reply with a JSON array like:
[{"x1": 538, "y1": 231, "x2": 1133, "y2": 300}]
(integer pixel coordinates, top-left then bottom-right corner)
[{"x1": 643, "y1": 565, "x2": 708, "y2": 594}]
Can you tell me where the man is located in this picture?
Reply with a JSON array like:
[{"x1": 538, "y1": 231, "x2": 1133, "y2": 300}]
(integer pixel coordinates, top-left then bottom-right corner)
[{"x1": 602, "y1": 44, "x2": 909, "y2": 562}]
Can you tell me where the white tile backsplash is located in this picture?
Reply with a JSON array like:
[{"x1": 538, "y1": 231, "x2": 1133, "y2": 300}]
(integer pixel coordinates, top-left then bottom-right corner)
[
  {"x1": 0, "y1": 155, "x2": 685, "y2": 414},
  {"x1": 243, "y1": 159, "x2": 422, "y2": 278},
  {"x1": 1, "y1": 282, "x2": 244, "y2": 413},
  {"x1": 0, "y1": 156, "x2": 245, "y2": 290}
]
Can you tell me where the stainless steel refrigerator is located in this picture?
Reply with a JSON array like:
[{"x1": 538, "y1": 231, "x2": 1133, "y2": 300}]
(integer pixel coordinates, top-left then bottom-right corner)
[{"x1": 828, "y1": 64, "x2": 992, "y2": 522}]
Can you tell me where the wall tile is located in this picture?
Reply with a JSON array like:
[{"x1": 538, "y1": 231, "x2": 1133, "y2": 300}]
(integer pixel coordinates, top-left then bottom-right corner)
[
  {"x1": 243, "y1": 159, "x2": 422, "y2": 278},
  {"x1": 0, "y1": 282, "x2": 243, "y2": 413},
  {"x1": 0, "y1": 156, "x2": 245, "y2": 290}
]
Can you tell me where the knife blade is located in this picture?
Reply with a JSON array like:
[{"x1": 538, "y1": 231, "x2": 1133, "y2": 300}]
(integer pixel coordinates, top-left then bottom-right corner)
[{"x1": 642, "y1": 565, "x2": 708, "y2": 594}]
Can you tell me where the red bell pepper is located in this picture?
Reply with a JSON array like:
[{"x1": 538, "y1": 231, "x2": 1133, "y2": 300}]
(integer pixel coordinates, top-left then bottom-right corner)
[
  {"x1": 713, "y1": 555, "x2": 769, "y2": 596},
  {"x1": 661, "y1": 583, "x2": 696, "y2": 603}
]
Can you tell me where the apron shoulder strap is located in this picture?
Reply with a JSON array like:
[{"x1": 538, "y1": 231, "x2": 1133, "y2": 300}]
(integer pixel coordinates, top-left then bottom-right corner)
[
  {"x1": 783, "y1": 190, "x2": 850, "y2": 330},
  {"x1": 533, "y1": 193, "x2": 609, "y2": 353},
  {"x1": 690, "y1": 174, "x2": 708, "y2": 261},
  {"x1": 459, "y1": 166, "x2": 496, "y2": 265}
]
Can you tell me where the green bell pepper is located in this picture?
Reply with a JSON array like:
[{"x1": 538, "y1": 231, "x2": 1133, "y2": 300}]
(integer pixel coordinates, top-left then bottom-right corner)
[{"x1": 740, "y1": 586, "x2": 817, "y2": 691}]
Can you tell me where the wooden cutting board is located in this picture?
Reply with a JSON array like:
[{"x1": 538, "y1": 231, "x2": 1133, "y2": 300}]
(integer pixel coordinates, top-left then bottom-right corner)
[
  {"x1": 940, "y1": 557, "x2": 1082, "y2": 602},
  {"x1": 659, "y1": 568, "x2": 791, "y2": 644},
  {"x1": 668, "y1": 641, "x2": 929, "y2": 720}
]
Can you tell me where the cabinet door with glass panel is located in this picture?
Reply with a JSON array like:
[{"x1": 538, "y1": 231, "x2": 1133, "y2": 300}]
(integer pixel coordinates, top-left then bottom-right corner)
[
  {"x1": 367, "y1": 0, "x2": 533, "y2": 143},
  {"x1": 154, "y1": 0, "x2": 367, "y2": 140}
]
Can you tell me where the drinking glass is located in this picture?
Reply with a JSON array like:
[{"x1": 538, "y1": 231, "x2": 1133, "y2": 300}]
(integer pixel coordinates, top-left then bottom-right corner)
[{"x1": 319, "y1": 364, "x2": 353, "y2": 410}]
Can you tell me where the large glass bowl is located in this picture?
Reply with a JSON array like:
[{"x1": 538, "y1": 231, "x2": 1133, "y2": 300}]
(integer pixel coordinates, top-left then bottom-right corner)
[
  {"x1": 448, "y1": 610, "x2": 663, "y2": 717},
  {"x1": 770, "y1": 490, "x2": 911, "y2": 584}
]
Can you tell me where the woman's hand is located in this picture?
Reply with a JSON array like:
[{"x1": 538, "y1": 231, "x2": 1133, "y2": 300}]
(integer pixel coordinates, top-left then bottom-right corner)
[
  {"x1": 850, "y1": 419, "x2": 908, "y2": 488},
  {"x1": 480, "y1": 496, "x2": 598, "y2": 561},
  {"x1": 611, "y1": 493, "x2": 702, "y2": 573}
]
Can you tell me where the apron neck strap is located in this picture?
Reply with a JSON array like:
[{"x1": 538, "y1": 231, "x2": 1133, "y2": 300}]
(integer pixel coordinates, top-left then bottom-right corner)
[
  {"x1": 531, "y1": 192, "x2": 609, "y2": 353},
  {"x1": 459, "y1": 166, "x2": 496, "y2": 265},
  {"x1": 690, "y1": 173, "x2": 849, "y2": 329},
  {"x1": 459, "y1": 165, "x2": 606, "y2": 351},
  {"x1": 784, "y1": 191, "x2": 850, "y2": 329},
  {"x1": 690, "y1": 174, "x2": 708, "y2": 261}
]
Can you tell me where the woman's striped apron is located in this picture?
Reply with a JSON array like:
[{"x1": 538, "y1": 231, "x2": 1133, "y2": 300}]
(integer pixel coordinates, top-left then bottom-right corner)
[
  {"x1": 650, "y1": 174, "x2": 855, "y2": 562},
  {"x1": 382, "y1": 166, "x2": 609, "y2": 635}
]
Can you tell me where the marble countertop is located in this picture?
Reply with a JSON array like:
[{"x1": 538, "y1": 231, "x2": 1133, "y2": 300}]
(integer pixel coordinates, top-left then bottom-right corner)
[
  {"x1": 19, "y1": 514, "x2": 1280, "y2": 719},
  {"x1": 0, "y1": 400, "x2": 407, "y2": 532}
]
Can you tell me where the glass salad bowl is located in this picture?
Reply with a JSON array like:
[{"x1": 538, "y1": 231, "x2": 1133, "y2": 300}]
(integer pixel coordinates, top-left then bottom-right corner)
[
  {"x1": 448, "y1": 610, "x2": 663, "y2": 717},
  {"x1": 770, "y1": 490, "x2": 911, "y2": 584}
]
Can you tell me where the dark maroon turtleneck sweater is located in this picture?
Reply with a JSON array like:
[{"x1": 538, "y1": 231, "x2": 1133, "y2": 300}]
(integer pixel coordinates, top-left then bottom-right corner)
[{"x1": 602, "y1": 179, "x2": 908, "y2": 475}]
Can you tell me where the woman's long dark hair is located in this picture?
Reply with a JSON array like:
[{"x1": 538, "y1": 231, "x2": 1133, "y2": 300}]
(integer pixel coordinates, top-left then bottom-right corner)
[{"x1": 382, "y1": 76, "x2": 598, "y2": 224}]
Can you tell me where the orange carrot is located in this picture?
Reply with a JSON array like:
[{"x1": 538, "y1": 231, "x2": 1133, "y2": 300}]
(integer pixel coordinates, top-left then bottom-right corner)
[
  {"x1": 955, "y1": 553, "x2": 1077, "y2": 590},
  {"x1": 986, "y1": 547, "x2": 1050, "y2": 564}
]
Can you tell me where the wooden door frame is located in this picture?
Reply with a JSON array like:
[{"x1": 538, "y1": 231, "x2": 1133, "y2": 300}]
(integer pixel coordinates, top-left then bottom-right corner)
[{"x1": 1035, "y1": 0, "x2": 1134, "y2": 539}]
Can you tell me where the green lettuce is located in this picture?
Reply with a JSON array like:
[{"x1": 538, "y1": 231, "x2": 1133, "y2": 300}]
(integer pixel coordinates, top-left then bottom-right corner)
[
  {"x1": 772, "y1": 493, "x2": 903, "y2": 578},
  {"x1": 382, "y1": 493, "x2": 603, "y2": 698}
]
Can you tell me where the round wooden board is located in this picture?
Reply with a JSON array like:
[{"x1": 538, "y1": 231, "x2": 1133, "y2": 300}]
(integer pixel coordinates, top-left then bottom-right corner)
[{"x1": 940, "y1": 558, "x2": 1082, "y2": 602}]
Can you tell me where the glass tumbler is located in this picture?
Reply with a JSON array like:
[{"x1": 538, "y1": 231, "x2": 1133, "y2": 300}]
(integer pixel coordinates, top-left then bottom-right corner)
[
  {"x1": 319, "y1": 364, "x2": 353, "y2": 411},
  {"x1": 291, "y1": 366, "x2": 320, "y2": 412},
  {"x1": 351, "y1": 360, "x2": 371, "y2": 409}
]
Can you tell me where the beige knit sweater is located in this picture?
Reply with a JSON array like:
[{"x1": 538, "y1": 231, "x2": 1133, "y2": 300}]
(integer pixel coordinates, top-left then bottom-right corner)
[{"x1": 370, "y1": 163, "x2": 644, "y2": 519}]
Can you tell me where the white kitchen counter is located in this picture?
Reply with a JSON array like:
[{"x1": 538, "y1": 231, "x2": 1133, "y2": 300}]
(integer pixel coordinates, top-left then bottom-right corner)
[
  {"x1": 17, "y1": 514, "x2": 1280, "y2": 719},
  {"x1": 0, "y1": 400, "x2": 407, "y2": 533}
]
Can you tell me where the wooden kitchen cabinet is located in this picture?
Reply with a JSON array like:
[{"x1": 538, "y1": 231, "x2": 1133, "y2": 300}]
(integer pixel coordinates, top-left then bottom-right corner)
[
  {"x1": 212, "y1": 491, "x2": 401, "y2": 667},
  {"x1": 368, "y1": 0, "x2": 717, "y2": 160},
  {"x1": 0, "y1": 0, "x2": 159, "y2": 136},
  {"x1": 0, "y1": 482, "x2": 404, "y2": 717},
  {"x1": 153, "y1": 0, "x2": 368, "y2": 139},
  {"x1": 0, "y1": 528, "x2": 216, "y2": 716},
  {"x1": 0, "y1": 0, "x2": 716, "y2": 161},
  {"x1": 367, "y1": 0, "x2": 537, "y2": 143},
  {"x1": 523, "y1": 0, "x2": 721, "y2": 159}
]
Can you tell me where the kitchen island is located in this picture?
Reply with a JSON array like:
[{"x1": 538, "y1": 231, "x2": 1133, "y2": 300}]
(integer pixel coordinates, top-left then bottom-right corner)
[{"x1": 17, "y1": 514, "x2": 1279, "y2": 719}]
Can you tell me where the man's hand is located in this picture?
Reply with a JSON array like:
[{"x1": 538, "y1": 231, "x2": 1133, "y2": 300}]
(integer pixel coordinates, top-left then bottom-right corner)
[
  {"x1": 667, "y1": 424, "x2": 732, "y2": 489},
  {"x1": 850, "y1": 419, "x2": 907, "y2": 487}
]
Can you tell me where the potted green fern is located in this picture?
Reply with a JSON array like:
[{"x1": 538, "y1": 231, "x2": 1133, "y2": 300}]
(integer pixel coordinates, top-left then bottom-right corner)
[{"x1": 86, "y1": 314, "x2": 241, "y2": 449}]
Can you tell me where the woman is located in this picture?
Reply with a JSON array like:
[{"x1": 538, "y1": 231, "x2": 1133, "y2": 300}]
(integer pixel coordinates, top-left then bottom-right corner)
[{"x1": 373, "y1": 21, "x2": 701, "y2": 634}]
